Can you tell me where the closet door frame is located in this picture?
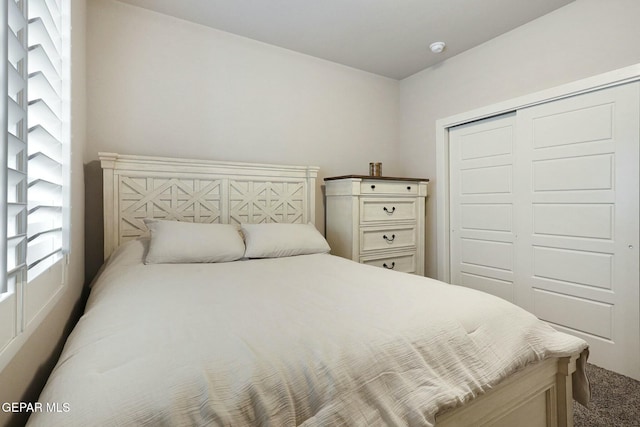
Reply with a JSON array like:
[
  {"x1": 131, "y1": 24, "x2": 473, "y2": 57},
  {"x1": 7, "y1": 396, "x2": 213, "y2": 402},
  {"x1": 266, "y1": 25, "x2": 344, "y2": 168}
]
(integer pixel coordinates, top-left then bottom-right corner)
[{"x1": 436, "y1": 63, "x2": 640, "y2": 282}]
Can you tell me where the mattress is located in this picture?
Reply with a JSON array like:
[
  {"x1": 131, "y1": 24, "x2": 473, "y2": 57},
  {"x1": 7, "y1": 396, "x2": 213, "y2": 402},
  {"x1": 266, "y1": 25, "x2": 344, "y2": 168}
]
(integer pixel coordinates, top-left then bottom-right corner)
[{"x1": 28, "y1": 239, "x2": 588, "y2": 426}]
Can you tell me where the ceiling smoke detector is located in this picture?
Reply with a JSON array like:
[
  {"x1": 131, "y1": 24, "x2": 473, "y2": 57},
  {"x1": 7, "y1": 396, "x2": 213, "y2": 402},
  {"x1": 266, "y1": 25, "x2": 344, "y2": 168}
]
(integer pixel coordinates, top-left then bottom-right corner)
[{"x1": 429, "y1": 41, "x2": 446, "y2": 53}]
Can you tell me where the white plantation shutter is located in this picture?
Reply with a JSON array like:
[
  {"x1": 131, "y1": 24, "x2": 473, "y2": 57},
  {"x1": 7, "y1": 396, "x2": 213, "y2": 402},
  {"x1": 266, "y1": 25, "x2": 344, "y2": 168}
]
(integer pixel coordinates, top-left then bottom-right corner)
[
  {"x1": 1, "y1": 0, "x2": 68, "y2": 363},
  {"x1": 26, "y1": 0, "x2": 66, "y2": 280},
  {"x1": 3, "y1": 0, "x2": 29, "y2": 297}
]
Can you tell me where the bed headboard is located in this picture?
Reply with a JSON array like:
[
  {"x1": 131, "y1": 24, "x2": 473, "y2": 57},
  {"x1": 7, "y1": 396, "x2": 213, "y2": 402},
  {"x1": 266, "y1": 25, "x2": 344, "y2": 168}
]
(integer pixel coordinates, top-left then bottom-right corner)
[{"x1": 99, "y1": 152, "x2": 320, "y2": 260}]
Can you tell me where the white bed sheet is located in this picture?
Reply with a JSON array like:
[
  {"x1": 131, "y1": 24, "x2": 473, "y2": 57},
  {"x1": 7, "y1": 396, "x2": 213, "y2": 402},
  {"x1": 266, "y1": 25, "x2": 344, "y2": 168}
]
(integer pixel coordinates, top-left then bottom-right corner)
[{"x1": 29, "y1": 239, "x2": 588, "y2": 426}]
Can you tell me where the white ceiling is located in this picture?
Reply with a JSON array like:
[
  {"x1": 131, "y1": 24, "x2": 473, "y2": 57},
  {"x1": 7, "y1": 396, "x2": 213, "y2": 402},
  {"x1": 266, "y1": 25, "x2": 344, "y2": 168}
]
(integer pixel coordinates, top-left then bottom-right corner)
[{"x1": 116, "y1": 0, "x2": 575, "y2": 80}]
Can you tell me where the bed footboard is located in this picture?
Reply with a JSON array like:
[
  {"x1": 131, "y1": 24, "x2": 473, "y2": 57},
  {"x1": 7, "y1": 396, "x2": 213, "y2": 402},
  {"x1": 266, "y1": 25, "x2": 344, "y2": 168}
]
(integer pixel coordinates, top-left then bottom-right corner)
[{"x1": 435, "y1": 355, "x2": 578, "y2": 427}]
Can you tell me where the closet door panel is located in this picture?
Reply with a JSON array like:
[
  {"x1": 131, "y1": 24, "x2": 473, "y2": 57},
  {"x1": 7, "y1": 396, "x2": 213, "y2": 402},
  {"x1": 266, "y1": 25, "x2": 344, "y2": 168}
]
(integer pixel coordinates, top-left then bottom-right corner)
[
  {"x1": 450, "y1": 113, "x2": 516, "y2": 303},
  {"x1": 530, "y1": 102, "x2": 613, "y2": 148},
  {"x1": 460, "y1": 165, "x2": 512, "y2": 194},
  {"x1": 532, "y1": 289, "x2": 613, "y2": 339},
  {"x1": 532, "y1": 154, "x2": 613, "y2": 191},
  {"x1": 532, "y1": 203, "x2": 613, "y2": 239},
  {"x1": 516, "y1": 82, "x2": 640, "y2": 380},
  {"x1": 460, "y1": 273, "x2": 513, "y2": 302},
  {"x1": 532, "y1": 246, "x2": 612, "y2": 290}
]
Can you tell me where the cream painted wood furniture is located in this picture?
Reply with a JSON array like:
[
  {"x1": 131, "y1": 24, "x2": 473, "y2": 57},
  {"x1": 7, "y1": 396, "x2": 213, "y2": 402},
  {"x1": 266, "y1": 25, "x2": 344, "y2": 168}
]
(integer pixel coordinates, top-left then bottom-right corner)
[
  {"x1": 436, "y1": 354, "x2": 579, "y2": 427},
  {"x1": 447, "y1": 79, "x2": 640, "y2": 381},
  {"x1": 100, "y1": 154, "x2": 582, "y2": 427},
  {"x1": 324, "y1": 175, "x2": 429, "y2": 275},
  {"x1": 99, "y1": 152, "x2": 319, "y2": 260}
]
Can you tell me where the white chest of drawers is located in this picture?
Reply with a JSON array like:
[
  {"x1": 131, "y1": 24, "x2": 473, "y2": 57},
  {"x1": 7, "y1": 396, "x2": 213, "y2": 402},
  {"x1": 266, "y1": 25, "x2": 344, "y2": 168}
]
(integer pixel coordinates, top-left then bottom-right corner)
[{"x1": 324, "y1": 176, "x2": 428, "y2": 275}]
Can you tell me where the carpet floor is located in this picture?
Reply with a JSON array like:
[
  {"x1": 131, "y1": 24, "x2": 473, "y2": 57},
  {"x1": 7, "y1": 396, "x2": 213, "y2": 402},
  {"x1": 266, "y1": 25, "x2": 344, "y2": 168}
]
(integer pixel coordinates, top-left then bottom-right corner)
[{"x1": 574, "y1": 363, "x2": 640, "y2": 426}]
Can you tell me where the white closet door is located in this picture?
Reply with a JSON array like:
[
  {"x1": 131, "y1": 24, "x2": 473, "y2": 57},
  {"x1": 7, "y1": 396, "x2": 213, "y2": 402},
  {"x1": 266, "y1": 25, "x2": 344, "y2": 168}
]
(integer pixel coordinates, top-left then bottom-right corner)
[
  {"x1": 516, "y1": 83, "x2": 640, "y2": 380},
  {"x1": 450, "y1": 114, "x2": 517, "y2": 303}
]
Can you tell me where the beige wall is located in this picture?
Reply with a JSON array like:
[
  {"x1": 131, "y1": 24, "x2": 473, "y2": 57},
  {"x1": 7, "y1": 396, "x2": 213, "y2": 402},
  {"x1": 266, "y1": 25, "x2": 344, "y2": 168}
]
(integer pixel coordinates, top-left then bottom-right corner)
[
  {"x1": 86, "y1": 0, "x2": 399, "y2": 172},
  {"x1": 0, "y1": 1, "x2": 86, "y2": 426},
  {"x1": 399, "y1": 0, "x2": 640, "y2": 277}
]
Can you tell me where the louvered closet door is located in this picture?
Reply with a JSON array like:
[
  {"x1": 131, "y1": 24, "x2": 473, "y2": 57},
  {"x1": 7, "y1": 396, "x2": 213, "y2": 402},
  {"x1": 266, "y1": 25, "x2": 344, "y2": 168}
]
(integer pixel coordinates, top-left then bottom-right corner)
[
  {"x1": 450, "y1": 113, "x2": 517, "y2": 303},
  {"x1": 516, "y1": 83, "x2": 640, "y2": 380}
]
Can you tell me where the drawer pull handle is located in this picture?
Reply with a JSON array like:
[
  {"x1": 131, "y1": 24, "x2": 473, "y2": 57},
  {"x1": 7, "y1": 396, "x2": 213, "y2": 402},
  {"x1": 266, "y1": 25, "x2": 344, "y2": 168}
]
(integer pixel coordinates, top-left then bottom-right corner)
[
  {"x1": 371, "y1": 185, "x2": 376, "y2": 190},
  {"x1": 382, "y1": 262, "x2": 396, "y2": 270},
  {"x1": 383, "y1": 206, "x2": 396, "y2": 214},
  {"x1": 383, "y1": 234, "x2": 396, "y2": 243},
  {"x1": 407, "y1": 186, "x2": 411, "y2": 191}
]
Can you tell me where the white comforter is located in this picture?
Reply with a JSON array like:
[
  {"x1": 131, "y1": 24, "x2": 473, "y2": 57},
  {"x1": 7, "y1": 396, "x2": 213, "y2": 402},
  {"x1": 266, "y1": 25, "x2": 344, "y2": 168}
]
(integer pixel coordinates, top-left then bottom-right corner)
[{"x1": 29, "y1": 239, "x2": 588, "y2": 426}]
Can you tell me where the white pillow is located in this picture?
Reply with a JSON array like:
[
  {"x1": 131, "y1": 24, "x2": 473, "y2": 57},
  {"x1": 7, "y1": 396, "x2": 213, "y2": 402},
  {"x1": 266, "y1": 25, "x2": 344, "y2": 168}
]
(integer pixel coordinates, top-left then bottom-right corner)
[
  {"x1": 241, "y1": 223, "x2": 331, "y2": 258},
  {"x1": 144, "y1": 219, "x2": 245, "y2": 264}
]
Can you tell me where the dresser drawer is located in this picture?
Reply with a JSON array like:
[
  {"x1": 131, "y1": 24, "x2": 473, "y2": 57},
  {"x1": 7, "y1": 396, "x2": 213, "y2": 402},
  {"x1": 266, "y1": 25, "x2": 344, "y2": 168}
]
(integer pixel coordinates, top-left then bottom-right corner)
[
  {"x1": 360, "y1": 225, "x2": 416, "y2": 253},
  {"x1": 361, "y1": 181, "x2": 419, "y2": 195},
  {"x1": 361, "y1": 198, "x2": 416, "y2": 223},
  {"x1": 361, "y1": 252, "x2": 416, "y2": 273}
]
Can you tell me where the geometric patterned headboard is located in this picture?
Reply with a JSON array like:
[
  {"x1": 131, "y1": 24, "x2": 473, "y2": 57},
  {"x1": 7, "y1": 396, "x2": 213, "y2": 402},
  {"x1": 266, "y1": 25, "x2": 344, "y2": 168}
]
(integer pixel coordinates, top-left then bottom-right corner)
[{"x1": 99, "y1": 152, "x2": 319, "y2": 260}]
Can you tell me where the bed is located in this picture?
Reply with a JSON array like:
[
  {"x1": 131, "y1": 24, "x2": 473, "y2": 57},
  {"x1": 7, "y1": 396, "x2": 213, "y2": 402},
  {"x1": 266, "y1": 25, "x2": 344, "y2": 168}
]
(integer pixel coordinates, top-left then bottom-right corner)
[{"x1": 28, "y1": 153, "x2": 589, "y2": 426}]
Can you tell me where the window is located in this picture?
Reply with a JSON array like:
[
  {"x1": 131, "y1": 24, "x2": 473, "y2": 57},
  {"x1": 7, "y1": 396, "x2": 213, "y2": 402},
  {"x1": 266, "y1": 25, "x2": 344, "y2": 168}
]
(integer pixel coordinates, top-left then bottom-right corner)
[{"x1": 1, "y1": 0, "x2": 69, "y2": 361}]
